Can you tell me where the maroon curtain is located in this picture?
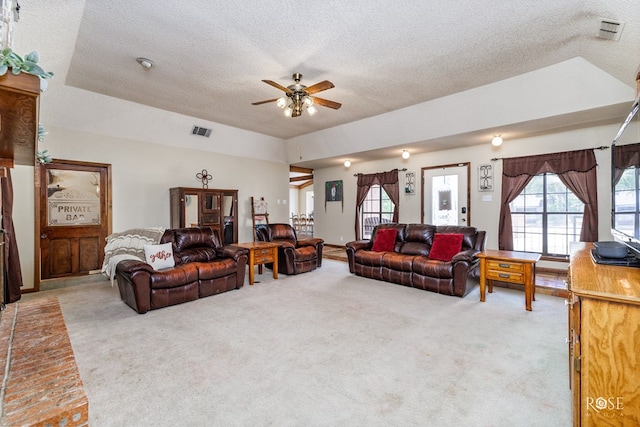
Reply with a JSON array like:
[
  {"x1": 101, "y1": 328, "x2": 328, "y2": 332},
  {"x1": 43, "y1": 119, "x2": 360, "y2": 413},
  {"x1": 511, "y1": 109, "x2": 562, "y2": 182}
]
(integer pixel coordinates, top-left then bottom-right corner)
[
  {"x1": 498, "y1": 174, "x2": 534, "y2": 250},
  {"x1": 501, "y1": 149, "x2": 597, "y2": 176},
  {"x1": 2, "y1": 168, "x2": 23, "y2": 303},
  {"x1": 379, "y1": 169, "x2": 400, "y2": 223},
  {"x1": 498, "y1": 149, "x2": 598, "y2": 250},
  {"x1": 355, "y1": 173, "x2": 377, "y2": 240},
  {"x1": 354, "y1": 169, "x2": 400, "y2": 240},
  {"x1": 613, "y1": 142, "x2": 640, "y2": 184},
  {"x1": 557, "y1": 170, "x2": 598, "y2": 242}
]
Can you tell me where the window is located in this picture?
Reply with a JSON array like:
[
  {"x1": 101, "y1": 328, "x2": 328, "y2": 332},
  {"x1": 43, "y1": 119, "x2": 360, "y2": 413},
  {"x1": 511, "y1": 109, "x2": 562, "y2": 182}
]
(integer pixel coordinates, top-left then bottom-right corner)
[
  {"x1": 510, "y1": 173, "x2": 584, "y2": 256},
  {"x1": 361, "y1": 184, "x2": 395, "y2": 239},
  {"x1": 613, "y1": 165, "x2": 640, "y2": 237}
]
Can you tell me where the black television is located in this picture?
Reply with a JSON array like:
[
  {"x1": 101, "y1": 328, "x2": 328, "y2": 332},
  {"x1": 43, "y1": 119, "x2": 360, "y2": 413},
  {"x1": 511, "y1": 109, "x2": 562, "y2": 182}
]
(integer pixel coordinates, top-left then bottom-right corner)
[{"x1": 611, "y1": 94, "x2": 640, "y2": 257}]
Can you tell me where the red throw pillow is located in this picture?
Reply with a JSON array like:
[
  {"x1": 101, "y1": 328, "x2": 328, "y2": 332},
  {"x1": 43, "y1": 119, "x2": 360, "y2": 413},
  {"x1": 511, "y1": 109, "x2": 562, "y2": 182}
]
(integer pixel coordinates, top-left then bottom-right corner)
[
  {"x1": 429, "y1": 233, "x2": 464, "y2": 261},
  {"x1": 371, "y1": 228, "x2": 398, "y2": 252}
]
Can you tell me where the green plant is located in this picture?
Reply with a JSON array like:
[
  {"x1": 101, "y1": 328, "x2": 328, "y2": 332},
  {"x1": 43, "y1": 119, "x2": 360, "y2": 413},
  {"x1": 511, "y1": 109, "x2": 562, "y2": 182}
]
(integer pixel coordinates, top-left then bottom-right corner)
[
  {"x1": 37, "y1": 123, "x2": 51, "y2": 164},
  {"x1": 0, "y1": 48, "x2": 54, "y2": 90},
  {"x1": 38, "y1": 123, "x2": 48, "y2": 143},
  {"x1": 36, "y1": 149, "x2": 51, "y2": 164}
]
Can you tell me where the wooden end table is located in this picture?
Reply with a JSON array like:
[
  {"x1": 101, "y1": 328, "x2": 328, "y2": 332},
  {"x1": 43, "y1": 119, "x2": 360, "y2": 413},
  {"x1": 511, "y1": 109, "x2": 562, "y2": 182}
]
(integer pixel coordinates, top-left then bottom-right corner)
[
  {"x1": 231, "y1": 241, "x2": 280, "y2": 285},
  {"x1": 477, "y1": 249, "x2": 541, "y2": 311}
]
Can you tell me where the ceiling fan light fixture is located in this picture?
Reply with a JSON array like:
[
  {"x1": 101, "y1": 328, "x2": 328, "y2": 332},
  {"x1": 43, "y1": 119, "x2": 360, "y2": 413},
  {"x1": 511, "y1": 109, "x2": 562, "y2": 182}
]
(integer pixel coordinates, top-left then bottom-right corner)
[{"x1": 252, "y1": 73, "x2": 341, "y2": 118}]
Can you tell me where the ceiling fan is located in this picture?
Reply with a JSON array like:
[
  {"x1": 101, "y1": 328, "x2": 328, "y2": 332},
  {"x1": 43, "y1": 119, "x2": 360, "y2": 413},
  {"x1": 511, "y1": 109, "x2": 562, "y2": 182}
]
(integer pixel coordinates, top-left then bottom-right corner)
[{"x1": 252, "y1": 73, "x2": 341, "y2": 117}]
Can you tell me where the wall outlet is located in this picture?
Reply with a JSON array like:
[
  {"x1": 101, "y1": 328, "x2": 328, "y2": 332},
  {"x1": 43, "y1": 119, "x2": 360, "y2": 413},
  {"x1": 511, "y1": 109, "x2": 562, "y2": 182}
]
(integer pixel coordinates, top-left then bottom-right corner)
[{"x1": 340, "y1": 236, "x2": 343, "y2": 241}]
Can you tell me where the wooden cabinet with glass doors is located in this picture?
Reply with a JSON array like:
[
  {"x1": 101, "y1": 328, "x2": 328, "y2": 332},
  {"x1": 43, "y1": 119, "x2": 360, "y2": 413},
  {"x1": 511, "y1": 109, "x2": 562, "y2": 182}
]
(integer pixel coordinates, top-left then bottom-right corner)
[{"x1": 169, "y1": 187, "x2": 238, "y2": 245}]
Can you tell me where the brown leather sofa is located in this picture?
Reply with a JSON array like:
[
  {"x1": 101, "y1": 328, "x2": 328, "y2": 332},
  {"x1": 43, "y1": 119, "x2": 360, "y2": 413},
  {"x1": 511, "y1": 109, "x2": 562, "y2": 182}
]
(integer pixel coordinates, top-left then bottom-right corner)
[
  {"x1": 115, "y1": 227, "x2": 248, "y2": 314},
  {"x1": 255, "y1": 223, "x2": 324, "y2": 274},
  {"x1": 346, "y1": 223, "x2": 486, "y2": 297}
]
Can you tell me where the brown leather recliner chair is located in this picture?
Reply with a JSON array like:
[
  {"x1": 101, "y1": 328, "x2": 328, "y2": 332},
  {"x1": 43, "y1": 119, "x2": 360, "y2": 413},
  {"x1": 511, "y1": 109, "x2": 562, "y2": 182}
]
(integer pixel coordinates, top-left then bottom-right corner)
[{"x1": 255, "y1": 223, "x2": 324, "y2": 275}]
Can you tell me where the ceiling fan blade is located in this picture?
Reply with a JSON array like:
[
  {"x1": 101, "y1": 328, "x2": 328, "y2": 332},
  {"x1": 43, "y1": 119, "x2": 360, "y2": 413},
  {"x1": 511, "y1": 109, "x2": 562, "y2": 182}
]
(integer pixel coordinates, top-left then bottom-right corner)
[
  {"x1": 252, "y1": 98, "x2": 280, "y2": 106},
  {"x1": 262, "y1": 80, "x2": 293, "y2": 93},
  {"x1": 313, "y1": 97, "x2": 342, "y2": 110},
  {"x1": 305, "y1": 80, "x2": 334, "y2": 94}
]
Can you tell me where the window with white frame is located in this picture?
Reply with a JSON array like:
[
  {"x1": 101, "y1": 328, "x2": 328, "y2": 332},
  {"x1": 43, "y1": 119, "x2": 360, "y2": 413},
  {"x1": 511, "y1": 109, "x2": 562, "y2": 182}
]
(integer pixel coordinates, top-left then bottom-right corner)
[
  {"x1": 361, "y1": 184, "x2": 395, "y2": 239},
  {"x1": 510, "y1": 173, "x2": 584, "y2": 256}
]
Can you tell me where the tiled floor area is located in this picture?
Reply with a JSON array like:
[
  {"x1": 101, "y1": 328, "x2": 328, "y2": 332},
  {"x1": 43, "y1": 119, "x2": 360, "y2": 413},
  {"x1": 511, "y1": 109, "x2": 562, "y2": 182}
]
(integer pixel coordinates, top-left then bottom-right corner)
[{"x1": 322, "y1": 245, "x2": 569, "y2": 298}]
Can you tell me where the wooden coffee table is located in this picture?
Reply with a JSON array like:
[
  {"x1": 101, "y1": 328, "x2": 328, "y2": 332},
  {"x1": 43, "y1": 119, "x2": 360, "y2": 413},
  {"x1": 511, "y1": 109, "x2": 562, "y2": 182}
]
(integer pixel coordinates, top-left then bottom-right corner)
[
  {"x1": 231, "y1": 241, "x2": 280, "y2": 285},
  {"x1": 477, "y1": 249, "x2": 541, "y2": 311}
]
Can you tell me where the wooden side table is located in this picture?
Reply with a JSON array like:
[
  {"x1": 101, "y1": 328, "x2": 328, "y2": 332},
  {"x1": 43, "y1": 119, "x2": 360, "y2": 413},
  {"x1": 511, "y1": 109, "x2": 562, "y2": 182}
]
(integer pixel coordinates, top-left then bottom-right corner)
[
  {"x1": 477, "y1": 249, "x2": 541, "y2": 311},
  {"x1": 231, "y1": 241, "x2": 280, "y2": 285}
]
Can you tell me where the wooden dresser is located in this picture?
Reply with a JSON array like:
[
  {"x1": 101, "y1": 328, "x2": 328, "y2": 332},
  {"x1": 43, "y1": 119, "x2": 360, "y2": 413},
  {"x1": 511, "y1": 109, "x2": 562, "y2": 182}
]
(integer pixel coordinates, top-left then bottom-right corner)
[{"x1": 568, "y1": 243, "x2": 640, "y2": 426}]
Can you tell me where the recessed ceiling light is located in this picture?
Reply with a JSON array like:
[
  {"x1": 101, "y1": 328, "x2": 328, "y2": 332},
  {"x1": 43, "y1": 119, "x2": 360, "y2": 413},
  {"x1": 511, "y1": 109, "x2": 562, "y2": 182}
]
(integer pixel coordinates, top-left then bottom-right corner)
[{"x1": 136, "y1": 57, "x2": 154, "y2": 69}]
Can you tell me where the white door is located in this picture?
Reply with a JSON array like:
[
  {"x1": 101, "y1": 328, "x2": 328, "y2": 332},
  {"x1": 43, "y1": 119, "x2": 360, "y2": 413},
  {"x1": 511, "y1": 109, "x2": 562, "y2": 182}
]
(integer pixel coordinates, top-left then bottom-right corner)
[{"x1": 422, "y1": 164, "x2": 469, "y2": 225}]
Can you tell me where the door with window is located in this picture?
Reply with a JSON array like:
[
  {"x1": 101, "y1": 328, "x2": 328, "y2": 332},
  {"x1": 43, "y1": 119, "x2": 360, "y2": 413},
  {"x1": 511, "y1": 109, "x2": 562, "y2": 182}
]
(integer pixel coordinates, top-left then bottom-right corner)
[
  {"x1": 422, "y1": 163, "x2": 469, "y2": 226},
  {"x1": 39, "y1": 160, "x2": 111, "y2": 280}
]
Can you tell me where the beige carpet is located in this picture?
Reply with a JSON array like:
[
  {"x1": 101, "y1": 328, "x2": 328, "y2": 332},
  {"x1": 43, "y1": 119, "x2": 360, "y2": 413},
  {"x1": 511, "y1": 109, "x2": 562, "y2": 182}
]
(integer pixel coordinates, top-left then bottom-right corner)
[{"x1": 23, "y1": 259, "x2": 570, "y2": 426}]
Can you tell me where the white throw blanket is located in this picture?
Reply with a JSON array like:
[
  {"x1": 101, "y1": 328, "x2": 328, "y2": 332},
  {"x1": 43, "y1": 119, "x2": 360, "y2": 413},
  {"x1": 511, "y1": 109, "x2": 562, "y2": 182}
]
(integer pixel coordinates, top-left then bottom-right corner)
[{"x1": 101, "y1": 227, "x2": 166, "y2": 286}]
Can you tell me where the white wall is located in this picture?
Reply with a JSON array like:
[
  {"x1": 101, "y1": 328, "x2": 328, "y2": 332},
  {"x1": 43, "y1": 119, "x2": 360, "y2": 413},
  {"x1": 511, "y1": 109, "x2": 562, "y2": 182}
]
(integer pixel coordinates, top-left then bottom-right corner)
[
  {"x1": 12, "y1": 165, "x2": 36, "y2": 292},
  {"x1": 289, "y1": 187, "x2": 299, "y2": 219},
  {"x1": 305, "y1": 191, "x2": 315, "y2": 216},
  {"x1": 290, "y1": 186, "x2": 315, "y2": 217},
  {"x1": 312, "y1": 122, "x2": 630, "y2": 269},
  {"x1": 14, "y1": 126, "x2": 290, "y2": 291}
]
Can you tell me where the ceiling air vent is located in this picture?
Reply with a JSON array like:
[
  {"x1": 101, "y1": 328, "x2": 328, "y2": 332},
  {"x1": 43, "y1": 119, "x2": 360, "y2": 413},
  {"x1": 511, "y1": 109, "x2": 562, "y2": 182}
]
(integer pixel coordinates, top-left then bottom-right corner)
[
  {"x1": 597, "y1": 18, "x2": 625, "y2": 41},
  {"x1": 191, "y1": 125, "x2": 212, "y2": 137}
]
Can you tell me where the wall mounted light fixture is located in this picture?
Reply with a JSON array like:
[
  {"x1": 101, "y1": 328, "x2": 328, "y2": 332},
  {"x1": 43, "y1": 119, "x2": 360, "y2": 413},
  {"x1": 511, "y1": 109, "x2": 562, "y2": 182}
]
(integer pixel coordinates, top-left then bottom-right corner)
[
  {"x1": 344, "y1": 159, "x2": 351, "y2": 168},
  {"x1": 402, "y1": 150, "x2": 410, "y2": 159},
  {"x1": 491, "y1": 135, "x2": 503, "y2": 147}
]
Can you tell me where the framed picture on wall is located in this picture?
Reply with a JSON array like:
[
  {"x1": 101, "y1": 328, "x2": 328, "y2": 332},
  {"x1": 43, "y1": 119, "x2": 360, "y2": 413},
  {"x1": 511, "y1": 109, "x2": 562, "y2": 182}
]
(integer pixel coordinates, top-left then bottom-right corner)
[
  {"x1": 478, "y1": 164, "x2": 493, "y2": 192},
  {"x1": 325, "y1": 180, "x2": 343, "y2": 202},
  {"x1": 404, "y1": 171, "x2": 415, "y2": 194}
]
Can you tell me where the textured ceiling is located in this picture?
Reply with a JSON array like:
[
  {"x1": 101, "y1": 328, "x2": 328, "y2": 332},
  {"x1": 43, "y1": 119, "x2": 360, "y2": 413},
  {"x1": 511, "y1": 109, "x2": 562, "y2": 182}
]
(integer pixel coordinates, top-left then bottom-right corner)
[{"x1": 63, "y1": 0, "x2": 640, "y2": 141}]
